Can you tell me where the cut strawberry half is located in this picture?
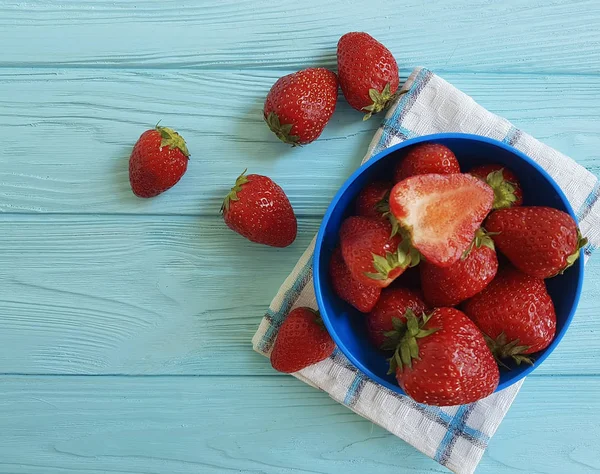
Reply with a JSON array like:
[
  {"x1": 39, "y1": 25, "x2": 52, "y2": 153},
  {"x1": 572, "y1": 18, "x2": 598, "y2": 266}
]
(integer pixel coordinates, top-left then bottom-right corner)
[{"x1": 389, "y1": 173, "x2": 494, "y2": 267}]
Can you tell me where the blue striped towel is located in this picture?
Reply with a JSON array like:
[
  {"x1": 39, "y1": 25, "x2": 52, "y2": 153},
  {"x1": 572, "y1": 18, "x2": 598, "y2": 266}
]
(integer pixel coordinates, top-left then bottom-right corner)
[{"x1": 252, "y1": 67, "x2": 600, "y2": 474}]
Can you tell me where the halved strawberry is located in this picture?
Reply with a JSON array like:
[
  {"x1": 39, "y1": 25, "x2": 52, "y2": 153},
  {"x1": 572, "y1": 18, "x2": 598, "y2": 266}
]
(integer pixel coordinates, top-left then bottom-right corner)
[
  {"x1": 389, "y1": 174, "x2": 494, "y2": 267},
  {"x1": 339, "y1": 216, "x2": 419, "y2": 288}
]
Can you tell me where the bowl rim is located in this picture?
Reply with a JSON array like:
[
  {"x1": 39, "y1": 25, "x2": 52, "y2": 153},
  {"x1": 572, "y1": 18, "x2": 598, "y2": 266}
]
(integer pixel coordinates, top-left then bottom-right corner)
[{"x1": 314, "y1": 132, "x2": 585, "y2": 396}]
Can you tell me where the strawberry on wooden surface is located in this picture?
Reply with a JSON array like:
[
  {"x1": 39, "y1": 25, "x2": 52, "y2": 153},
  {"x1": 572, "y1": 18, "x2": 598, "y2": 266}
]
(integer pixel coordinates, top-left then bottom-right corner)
[
  {"x1": 389, "y1": 173, "x2": 494, "y2": 267},
  {"x1": 264, "y1": 68, "x2": 338, "y2": 145},
  {"x1": 129, "y1": 125, "x2": 190, "y2": 198},
  {"x1": 394, "y1": 143, "x2": 460, "y2": 182},
  {"x1": 329, "y1": 248, "x2": 381, "y2": 313},
  {"x1": 270, "y1": 307, "x2": 335, "y2": 373},
  {"x1": 389, "y1": 308, "x2": 499, "y2": 406},
  {"x1": 355, "y1": 181, "x2": 391, "y2": 219},
  {"x1": 366, "y1": 287, "x2": 426, "y2": 349},
  {"x1": 339, "y1": 216, "x2": 419, "y2": 288},
  {"x1": 221, "y1": 170, "x2": 297, "y2": 248},
  {"x1": 337, "y1": 32, "x2": 400, "y2": 120},
  {"x1": 485, "y1": 206, "x2": 586, "y2": 278},
  {"x1": 463, "y1": 267, "x2": 557, "y2": 364},
  {"x1": 420, "y1": 229, "x2": 498, "y2": 307},
  {"x1": 469, "y1": 164, "x2": 523, "y2": 209}
]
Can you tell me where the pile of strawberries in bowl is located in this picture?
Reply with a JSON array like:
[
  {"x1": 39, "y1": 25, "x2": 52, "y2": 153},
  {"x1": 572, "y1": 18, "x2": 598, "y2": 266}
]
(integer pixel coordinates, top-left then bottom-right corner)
[{"x1": 314, "y1": 134, "x2": 586, "y2": 406}]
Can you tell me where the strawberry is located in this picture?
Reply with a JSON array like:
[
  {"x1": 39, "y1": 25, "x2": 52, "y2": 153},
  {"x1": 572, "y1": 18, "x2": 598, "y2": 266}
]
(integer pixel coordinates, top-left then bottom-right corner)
[
  {"x1": 389, "y1": 308, "x2": 499, "y2": 406},
  {"x1": 329, "y1": 248, "x2": 381, "y2": 313},
  {"x1": 339, "y1": 216, "x2": 419, "y2": 288},
  {"x1": 356, "y1": 181, "x2": 391, "y2": 219},
  {"x1": 485, "y1": 206, "x2": 587, "y2": 278},
  {"x1": 129, "y1": 125, "x2": 190, "y2": 198},
  {"x1": 463, "y1": 267, "x2": 556, "y2": 364},
  {"x1": 389, "y1": 173, "x2": 494, "y2": 267},
  {"x1": 270, "y1": 307, "x2": 335, "y2": 373},
  {"x1": 264, "y1": 68, "x2": 338, "y2": 145},
  {"x1": 394, "y1": 143, "x2": 460, "y2": 182},
  {"x1": 221, "y1": 170, "x2": 297, "y2": 247},
  {"x1": 337, "y1": 32, "x2": 400, "y2": 120},
  {"x1": 366, "y1": 287, "x2": 426, "y2": 349},
  {"x1": 420, "y1": 229, "x2": 498, "y2": 307},
  {"x1": 469, "y1": 164, "x2": 523, "y2": 209}
]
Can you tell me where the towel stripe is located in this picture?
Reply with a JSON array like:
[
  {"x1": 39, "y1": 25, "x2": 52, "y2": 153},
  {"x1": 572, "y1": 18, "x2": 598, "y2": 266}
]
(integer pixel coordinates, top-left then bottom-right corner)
[
  {"x1": 434, "y1": 404, "x2": 476, "y2": 465},
  {"x1": 374, "y1": 68, "x2": 433, "y2": 154},
  {"x1": 257, "y1": 260, "x2": 313, "y2": 352},
  {"x1": 577, "y1": 178, "x2": 600, "y2": 222}
]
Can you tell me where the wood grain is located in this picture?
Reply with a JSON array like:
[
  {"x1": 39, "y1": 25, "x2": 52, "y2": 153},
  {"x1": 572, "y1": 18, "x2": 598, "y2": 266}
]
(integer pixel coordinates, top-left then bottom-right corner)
[
  {"x1": 0, "y1": 375, "x2": 598, "y2": 474},
  {"x1": 0, "y1": 215, "x2": 597, "y2": 376},
  {"x1": 2, "y1": 0, "x2": 600, "y2": 74},
  {"x1": 0, "y1": 69, "x2": 598, "y2": 215}
]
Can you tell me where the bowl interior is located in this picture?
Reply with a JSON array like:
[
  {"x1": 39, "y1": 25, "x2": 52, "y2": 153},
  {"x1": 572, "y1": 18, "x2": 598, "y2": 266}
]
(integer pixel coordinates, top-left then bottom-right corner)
[{"x1": 315, "y1": 134, "x2": 584, "y2": 394}]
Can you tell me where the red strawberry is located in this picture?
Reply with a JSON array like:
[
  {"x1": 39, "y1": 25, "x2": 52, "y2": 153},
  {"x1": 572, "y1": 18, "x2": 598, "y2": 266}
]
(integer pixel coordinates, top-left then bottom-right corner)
[
  {"x1": 339, "y1": 216, "x2": 419, "y2": 288},
  {"x1": 221, "y1": 170, "x2": 297, "y2": 247},
  {"x1": 421, "y1": 229, "x2": 498, "y2": 307},
  {"x1": 394, "y1": 143, "x2": 460, "y2": 182},
  {"x1": 366, "y1": 287, "x2": 426, "y2": 349},
  {"x1": 389, "y1": 174, "x2": 494, "y2": 267},
  {"x1": 485, "y1": 206, "x2": 587, "y2": 278},
  {"x1": 356, "y1": 181, "x2": 391, "y2": 219},
  {"x1": 389, "y1": 308, "x2": 499, "y2": 406},
  {"x1": 337, "y1": 32, "x2": 400, "y2": 119},
  {"x1": 470, "y1": 164, "x2": 523, "y2": 209},
  {"x1": 129, "y1": 125, "x2": 190, "y2": 198},
  {"x1": 463, "y1": 267, "x2": 556, "y2": 364},
  {"x1": 330, "y1": 248, "x2": 381, "y2": 313},
  {"x1": 270, "y1": 307, "x2": 335, "y2": 373},
  {"x1": 264, "y1": 68, "x2": 338, "y2": 145}
]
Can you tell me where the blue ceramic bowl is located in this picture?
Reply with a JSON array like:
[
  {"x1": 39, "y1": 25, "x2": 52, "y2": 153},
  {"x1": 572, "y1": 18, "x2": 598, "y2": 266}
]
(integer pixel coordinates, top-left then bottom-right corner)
[{"x1": 314, "y1": 133, "x2": 584, "y2": 395}]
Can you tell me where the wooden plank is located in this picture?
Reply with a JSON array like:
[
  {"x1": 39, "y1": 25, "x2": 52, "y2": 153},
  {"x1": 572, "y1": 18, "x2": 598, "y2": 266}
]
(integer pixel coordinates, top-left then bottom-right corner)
[
  {"x1": 0, "y1": 375, "x2": 598, "y2": 474},
  {"x1": 0, "y1": 215, "x2": 319, "y2": 375},
  {"x1": 2, "y1": 0, "x2": 600, "y2": 74},
  {"x1": 0, "y1": 69, "x2": 599, "y2": 215},
  {"x1": 0, "y1": 215, "x2": 598, "y2": 376}
]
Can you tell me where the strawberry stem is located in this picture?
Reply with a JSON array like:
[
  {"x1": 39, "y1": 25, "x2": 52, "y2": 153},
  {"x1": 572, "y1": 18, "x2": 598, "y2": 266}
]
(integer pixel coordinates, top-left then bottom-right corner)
[
  {"x1": 264, "y1": 111, "x2": 300, "y2": 146},
  {"x1": 221, "y1": 169, "x2": 249, "y2": 213},
  {"x1": 483, "y1": 332, "x2": 534, "y2": 367},
  {"x1": 461, "y1": 227, "x2": 498, "y2": 260},
  {"x1": 485, "y1": 169, "x2": 518, "y2": 210},
  {"x1": 364, "y1": 237, "x2": 419, "y2": 282},
  {"x1": 387, "y1": 310, "x2": 438, "y2": 375},
  {"x1": 376, "y1": 191, "x2": 401, "y2": 238},
  {"x1": 559, "y1": 229, "x2": 588, "y2": 275},
  {"x1": 361, "y1": 84, "x2": 406, "y2": 121},
  {"x1": 156, "y1": 125, "x2": 190, "y2": 157}
]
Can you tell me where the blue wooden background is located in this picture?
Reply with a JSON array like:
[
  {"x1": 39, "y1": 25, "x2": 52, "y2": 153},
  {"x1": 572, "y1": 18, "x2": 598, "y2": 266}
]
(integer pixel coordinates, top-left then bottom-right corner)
[{"x1": 1, "y1": 1, "x2": 600, "y2": 472}]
